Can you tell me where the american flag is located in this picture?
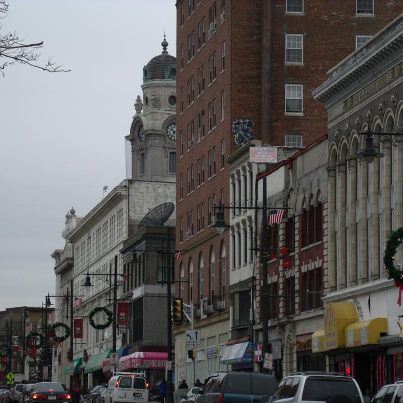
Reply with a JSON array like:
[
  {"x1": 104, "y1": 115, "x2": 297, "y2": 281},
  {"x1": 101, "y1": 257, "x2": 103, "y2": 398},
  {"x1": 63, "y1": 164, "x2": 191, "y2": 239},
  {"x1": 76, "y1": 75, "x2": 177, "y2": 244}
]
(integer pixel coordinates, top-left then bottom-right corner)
[
  {"x1": 175, "y1": 249, "x2": 184, "y2": 261},
  {"x1": 268, "y1": 209, "x2": 285, "y2": 225}
]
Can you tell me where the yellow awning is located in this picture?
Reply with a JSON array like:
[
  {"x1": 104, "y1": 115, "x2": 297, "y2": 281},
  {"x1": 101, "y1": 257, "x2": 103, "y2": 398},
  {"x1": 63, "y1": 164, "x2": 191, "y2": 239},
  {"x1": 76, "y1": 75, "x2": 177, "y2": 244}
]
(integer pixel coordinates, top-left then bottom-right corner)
[
  {"x1": 312, "y1": 329, "x2": 325, "y2": 353},
  {"x1": 345, "y1": 318, "x2": 387, "y2": 347},
  {"x1": 324, "y1": 302, "x2": 359, "y2": 350}
]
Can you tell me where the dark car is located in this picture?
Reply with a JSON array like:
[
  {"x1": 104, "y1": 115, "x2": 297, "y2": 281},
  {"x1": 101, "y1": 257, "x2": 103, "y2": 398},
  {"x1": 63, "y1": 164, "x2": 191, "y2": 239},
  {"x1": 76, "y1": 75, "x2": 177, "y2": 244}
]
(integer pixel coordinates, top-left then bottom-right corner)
[
  {"x1": 82, "y1": 386, "x2": 106, "y2": 403},
  {"x1": 196, "y1": 372, "x2": 278, "y2": 403},
  {"x1": 29, "y1": 382, "x2": 71, "y2": 403}
]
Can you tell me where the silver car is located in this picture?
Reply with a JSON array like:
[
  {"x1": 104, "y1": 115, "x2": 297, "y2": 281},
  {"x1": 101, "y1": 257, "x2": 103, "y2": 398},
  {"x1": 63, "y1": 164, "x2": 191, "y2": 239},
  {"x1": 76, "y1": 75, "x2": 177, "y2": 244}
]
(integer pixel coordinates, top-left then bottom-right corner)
[{"x1": 271, "y1": 372, "x2": 364, "y2": 403}]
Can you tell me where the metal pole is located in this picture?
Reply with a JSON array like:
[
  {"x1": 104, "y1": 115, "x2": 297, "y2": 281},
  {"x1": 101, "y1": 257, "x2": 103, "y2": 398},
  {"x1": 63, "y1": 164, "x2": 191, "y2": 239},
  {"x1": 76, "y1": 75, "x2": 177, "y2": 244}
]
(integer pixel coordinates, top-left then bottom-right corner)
[
  {"x1": 113, "y1": 255, "x2": 117, "y2": 360},
  {"x1": 166, "y1": 226, "x2": 173, "y2": 403},
  {"x1": 261, "y1": 176, "x2": 269, "y2": 373},
  {"x1": 69, "y1": 279, "x2": 74, "y2": 387},
  {"x1": 22, "y1": 308, "x2": 27, "y2": 378}
]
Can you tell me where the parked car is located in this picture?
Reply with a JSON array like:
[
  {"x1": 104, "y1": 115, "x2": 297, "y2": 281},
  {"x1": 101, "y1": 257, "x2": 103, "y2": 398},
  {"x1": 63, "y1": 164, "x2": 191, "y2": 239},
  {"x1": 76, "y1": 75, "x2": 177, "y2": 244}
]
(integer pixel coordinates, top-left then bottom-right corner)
[
  {"x1": 180, "y1": 386, "x2": 202, "y2": 403},
  {"x1": 9, "y1": 384, "x2": 25, "y2": 402},
  {"x1": 103, "y1": 372, "x2": 148, "y2": 403},
  {"x1": 19, "y1": 384, "x2": 36, "y2": 403},
  {"x1": 28, "y1": 382, "x2": 71, "y2": 403},
  {"x1": 270, "y1": 371, "x2": 364, "y2": 403},
  {"x1": 371, "y1": 381, "x2": 403, "y2": 403},
  {"x1": 0, "y1": 389, "x2": 11, "y2": 403},
  {"x1": 196, "y1": 372, "x2": 278, "y2": 402},
  {"x1": 82, "y1": 386, "x2": 106, "y2": 403}
]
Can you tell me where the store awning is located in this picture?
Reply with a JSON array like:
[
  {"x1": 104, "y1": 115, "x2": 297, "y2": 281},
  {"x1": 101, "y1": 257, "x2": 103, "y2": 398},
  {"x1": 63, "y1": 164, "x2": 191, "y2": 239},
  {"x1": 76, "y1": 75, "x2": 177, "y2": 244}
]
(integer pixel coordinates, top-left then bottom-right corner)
[
  {"x1": 64, "y1": 357, "x2": 82, "y2": 375},
  {"x1": 220, "y1": 342, "x2": 253, "y2": 365},
  {"x1": 312, "y1": 329, "x2": 325, "y2": 353},
  {"x1": 118, "y1": 351, "x2": 167, "y2": 371},
  {"x1": 324, "y1": 302, "x2": 359, "y2": 350},
  {"x1": 345, "y1": 318, "x2": 387, "y2": 347},
  {"x1": 84, "y1": 350, "x2": 111, "y2": 374}
]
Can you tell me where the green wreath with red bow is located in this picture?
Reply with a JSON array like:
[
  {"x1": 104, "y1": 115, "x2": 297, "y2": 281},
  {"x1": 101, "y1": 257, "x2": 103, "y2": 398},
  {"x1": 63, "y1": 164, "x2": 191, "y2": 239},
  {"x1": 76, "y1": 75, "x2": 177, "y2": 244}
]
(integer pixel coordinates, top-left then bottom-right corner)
[
  {"x1": 26, "y1": 331, "x2": 45, "y2": 349},
  {"x1": 384, "y1": 227, "x2": 403, "y2": 305},
  {"x1": 50, "y1": 322, "x2": 71, "y2": 343}
]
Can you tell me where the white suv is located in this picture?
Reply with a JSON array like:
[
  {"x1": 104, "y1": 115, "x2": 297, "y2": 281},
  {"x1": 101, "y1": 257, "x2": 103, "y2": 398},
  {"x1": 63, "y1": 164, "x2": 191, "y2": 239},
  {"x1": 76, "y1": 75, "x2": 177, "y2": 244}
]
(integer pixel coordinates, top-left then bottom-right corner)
[
  {"x1": 271, "y1": 372, "x2": 364, "y2": 403},
  {"x1": 9, "y1": 384, "x2": 25, "y2": 403}
]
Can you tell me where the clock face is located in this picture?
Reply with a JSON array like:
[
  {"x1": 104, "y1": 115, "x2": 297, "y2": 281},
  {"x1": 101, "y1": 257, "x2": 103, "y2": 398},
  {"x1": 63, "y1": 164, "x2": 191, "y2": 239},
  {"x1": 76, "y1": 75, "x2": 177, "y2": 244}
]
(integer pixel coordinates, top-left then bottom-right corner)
[
  {"x1": 166, "y1": 122, "x2": 176, "y2": 141},
  {"x1": 138, "y1": 125, "x2": 145, "y2": 142}
]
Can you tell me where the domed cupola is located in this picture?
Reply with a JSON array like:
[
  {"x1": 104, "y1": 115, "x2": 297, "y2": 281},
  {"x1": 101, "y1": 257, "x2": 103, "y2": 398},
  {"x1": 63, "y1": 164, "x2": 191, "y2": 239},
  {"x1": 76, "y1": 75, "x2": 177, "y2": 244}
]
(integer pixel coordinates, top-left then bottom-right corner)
[{"x1": 143, "y1": 35, "x2": 176, "y2": 81}]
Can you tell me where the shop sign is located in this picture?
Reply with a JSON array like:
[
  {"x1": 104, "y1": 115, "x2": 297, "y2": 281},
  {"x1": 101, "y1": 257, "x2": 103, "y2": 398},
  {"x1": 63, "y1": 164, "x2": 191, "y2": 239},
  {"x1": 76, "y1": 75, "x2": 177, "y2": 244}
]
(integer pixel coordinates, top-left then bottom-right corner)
[
  {"x1": 73, "y1": 318, "x2": 83, "y2": 339},
  {"x1": 250, "y1": 147, "x2": 278, "y2": 164},
  {"x1": 207, "y1": 347, "x2": 218, "y2": 358},
  {"x1": 296, "y1": 334, "x2": 312, "y2": 352},
  {"x1": 263, "y1": 353, "x2": 273, "y2": 370}
]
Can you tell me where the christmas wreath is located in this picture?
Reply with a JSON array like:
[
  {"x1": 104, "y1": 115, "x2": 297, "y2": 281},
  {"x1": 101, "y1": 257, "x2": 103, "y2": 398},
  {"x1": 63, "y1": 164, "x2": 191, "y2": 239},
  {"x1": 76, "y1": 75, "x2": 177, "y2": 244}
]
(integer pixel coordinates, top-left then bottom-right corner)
[
  {"x1": 26, "y1": 331, "x2": 45, "y2": 349},
  {"x1": 384, "y1": 227, "x2": 403, "y2": 305},
  {"x1": 89, "y1": 307, "x2": 113, "y2": 330},
  {"x1": 50, "y1": 322, "x2": 71, "y2": 343}
]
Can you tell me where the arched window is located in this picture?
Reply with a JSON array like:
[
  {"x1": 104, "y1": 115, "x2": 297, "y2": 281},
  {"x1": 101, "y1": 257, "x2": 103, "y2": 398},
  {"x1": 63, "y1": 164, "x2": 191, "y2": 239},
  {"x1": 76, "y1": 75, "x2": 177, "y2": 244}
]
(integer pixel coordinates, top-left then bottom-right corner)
[
  {"x1": 209, "y1": 247, "x2": 216, "y2": 302},
  {"x1": 188, "y1": 258, "x2": 193, "y2": 304},
  {"x1": 308, "y1": 194, "x2": 315, "y2": 244},
  {"x1": 315, "y1": 192, "x2": 323, "y2": 243},
  {"x1": 180, "y1": 262, "x2": 185, "y2": 299},
  {"x1": 198, "y1": 253, "x2": 205, "y2": 301}
]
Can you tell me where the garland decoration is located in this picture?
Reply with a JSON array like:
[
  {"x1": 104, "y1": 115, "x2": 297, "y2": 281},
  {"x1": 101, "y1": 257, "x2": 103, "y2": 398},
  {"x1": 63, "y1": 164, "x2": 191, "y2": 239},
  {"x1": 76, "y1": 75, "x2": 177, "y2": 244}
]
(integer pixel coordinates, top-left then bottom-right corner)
[
  {"x1": 89, "y1": 307, "x2": 113, "y2": 330},
  {"x1": 26, "y1": 331, "x2": 45, "y2": 349},
  {"x1": 50, "y1": 322, "x2": 71, "y2": 343},
  {"x1": 384, "y1": 227, "x2": 403, "y2": 305}
]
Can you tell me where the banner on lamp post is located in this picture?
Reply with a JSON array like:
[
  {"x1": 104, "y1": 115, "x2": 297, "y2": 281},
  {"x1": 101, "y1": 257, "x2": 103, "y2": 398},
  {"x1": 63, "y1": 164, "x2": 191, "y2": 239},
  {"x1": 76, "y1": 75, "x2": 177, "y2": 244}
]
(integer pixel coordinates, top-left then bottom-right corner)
[
  {"x1": 117, "y1": 302, "x2": 129, "y2": 326},
  {"x1": 73, "y1": 318, "x2": 83, "y2": 339}
]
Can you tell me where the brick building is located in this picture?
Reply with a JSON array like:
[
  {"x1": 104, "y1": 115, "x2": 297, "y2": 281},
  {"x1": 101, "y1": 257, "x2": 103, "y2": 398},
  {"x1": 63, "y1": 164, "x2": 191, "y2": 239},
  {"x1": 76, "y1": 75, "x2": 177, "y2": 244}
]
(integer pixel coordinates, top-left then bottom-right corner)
[{"x1": 174, "y1": 0, "x2": 401, "y2": 383}]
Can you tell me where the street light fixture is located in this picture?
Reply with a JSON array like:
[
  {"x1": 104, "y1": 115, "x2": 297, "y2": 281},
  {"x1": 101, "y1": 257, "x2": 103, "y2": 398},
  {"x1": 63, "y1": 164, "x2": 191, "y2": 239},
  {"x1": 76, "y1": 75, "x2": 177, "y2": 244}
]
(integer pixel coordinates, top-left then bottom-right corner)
[{"x1": 358, "y1": 129, "x2": 402, "y2": 163}]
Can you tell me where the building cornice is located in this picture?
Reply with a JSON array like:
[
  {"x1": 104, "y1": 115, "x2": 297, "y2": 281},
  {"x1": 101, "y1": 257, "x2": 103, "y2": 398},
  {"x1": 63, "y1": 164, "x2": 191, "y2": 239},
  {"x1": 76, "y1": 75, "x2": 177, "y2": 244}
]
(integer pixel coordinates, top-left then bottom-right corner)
[
  {"x1": 67, "y1": 182, "x2": 128, "y2": 242},
  {"x1": 314, "y1": 15, "x2": 403, "y2": 104}
]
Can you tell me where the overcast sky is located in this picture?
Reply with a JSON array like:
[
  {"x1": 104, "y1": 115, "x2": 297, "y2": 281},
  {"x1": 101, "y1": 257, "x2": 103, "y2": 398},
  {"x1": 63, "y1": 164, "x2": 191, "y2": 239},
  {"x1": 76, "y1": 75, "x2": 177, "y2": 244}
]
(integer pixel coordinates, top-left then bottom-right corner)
[{"x1": 0, "y1": 0, "x2": 176, "y2": 311}]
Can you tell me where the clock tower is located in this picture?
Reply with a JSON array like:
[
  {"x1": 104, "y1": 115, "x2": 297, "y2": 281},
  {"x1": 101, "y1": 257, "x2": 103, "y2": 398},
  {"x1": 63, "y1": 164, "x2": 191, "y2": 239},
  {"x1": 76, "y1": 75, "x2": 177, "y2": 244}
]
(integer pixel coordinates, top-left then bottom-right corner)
[{"x1": 127, "y1": 36, "x2": 176, "y2": 182}]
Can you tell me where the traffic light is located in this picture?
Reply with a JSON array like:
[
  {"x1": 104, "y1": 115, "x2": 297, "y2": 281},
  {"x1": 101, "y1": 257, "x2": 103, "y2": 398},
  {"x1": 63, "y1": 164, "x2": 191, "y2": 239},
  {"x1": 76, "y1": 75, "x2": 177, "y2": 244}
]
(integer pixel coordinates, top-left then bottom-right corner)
[{"x1": 172, "y1": 298, "x2": 183, "y2": 322}]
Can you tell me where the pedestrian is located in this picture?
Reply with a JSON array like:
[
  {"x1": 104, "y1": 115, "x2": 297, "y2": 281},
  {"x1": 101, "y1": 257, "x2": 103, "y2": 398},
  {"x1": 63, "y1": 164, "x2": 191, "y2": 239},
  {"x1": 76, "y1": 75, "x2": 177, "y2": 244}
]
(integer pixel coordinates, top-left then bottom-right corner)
[
  {"x1": 194, "y1": 379, "x2": 202, "y2": 387},
  {"x1": 159, "y1": 379, "x2": 167, "y2": 403},
  {"x1": 178, "y1": 379, "x2": 188, "y2": 389}
]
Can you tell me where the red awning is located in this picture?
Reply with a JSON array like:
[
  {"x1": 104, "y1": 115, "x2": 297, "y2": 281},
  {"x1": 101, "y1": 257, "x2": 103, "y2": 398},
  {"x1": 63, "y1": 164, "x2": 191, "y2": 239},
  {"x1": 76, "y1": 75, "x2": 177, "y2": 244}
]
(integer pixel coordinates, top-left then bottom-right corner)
[{"x1": 118, "y1": 351, "x2": 168, "y2": 371}]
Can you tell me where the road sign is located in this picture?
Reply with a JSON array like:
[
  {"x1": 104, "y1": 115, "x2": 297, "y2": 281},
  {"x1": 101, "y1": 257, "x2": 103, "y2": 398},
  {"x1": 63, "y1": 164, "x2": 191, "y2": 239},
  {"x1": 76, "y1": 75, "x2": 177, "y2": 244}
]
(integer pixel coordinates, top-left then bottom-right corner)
[
  {"x1": 186, "y1": 330, "x2": 200, "y2": 345},
  {"x1": 6, "y1": 372, "x2": 15, "y2": 385}
]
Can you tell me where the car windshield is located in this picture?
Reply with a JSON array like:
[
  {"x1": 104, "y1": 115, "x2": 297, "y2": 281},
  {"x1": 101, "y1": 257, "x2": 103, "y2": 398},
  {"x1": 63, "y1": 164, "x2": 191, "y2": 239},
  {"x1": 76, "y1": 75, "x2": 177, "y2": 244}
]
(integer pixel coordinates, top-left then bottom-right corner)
[
  {"x1": 34, "y1": 383, "x2": 66, "y2": 393},
  {"x1": 302, "y1": 377, "x2": 360, "y2": 401}
]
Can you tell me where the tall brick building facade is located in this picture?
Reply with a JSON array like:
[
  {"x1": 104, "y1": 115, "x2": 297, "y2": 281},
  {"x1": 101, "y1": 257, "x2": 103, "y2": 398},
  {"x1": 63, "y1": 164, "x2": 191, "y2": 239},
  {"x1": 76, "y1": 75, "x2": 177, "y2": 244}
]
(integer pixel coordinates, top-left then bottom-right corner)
[{"x1": 174, "y1": 0, "x2": 401, "y2": 383}]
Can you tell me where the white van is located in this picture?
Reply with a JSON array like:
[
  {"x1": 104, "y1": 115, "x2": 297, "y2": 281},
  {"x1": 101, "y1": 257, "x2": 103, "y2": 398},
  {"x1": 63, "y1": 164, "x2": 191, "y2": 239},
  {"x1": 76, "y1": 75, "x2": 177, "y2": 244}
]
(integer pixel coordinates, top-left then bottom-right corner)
[{"x1": 104, "y1": 372, "x2": 149, "y2": 403}]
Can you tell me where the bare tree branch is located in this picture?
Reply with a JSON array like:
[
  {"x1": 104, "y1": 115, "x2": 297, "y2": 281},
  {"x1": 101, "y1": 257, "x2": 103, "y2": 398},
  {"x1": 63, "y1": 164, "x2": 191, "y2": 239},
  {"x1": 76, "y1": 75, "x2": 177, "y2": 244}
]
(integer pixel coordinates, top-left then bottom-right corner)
[{"x1": 0, "y1": 0, "x2": 70, "y2": 76}]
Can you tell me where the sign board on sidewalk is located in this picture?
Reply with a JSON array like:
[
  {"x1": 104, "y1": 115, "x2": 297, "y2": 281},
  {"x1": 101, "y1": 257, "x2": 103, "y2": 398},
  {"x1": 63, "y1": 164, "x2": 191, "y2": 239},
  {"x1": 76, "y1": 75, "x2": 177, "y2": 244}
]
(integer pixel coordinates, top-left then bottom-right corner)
[
  {"x1": 186, "y1": 330, "x2": 200, "y2": 345},
  {"x1": 263, "y1": 353, "x2": 273, "y2": 370}
]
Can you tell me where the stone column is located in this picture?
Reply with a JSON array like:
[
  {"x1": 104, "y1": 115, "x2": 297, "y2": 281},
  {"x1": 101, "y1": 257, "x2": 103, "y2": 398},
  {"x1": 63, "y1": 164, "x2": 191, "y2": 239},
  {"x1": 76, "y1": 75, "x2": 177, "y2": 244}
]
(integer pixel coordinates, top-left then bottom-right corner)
[
  {"x1": 359, "y1": 159, "x2": 368, "y2": 283},
  {"x1": 337, "y1": 162, "x2": 347, "y2": 289},
  {"x1": 382, "y1": 140, "x2": 392, "y2": 248},
  {"x1": 327, "y1": 167, "x2": 337, "y2": 291},
  {"x1": 370, "y1": 158, "x2": 380, "y2": 281},
  {"x1": 396, "y1": 130, "x2": 403, "y2": 230},
  {"x1": 348, "y1": 157, "x2": 358, "y2": 286}
]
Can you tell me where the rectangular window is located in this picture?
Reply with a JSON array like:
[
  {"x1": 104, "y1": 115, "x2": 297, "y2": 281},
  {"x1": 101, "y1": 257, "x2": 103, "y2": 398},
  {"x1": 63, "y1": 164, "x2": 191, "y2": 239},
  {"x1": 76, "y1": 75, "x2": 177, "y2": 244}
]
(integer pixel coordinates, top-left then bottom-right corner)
[
  {"x1": 180, "y1": 130, "x2": 184, "y2": 156},
  {"x1": 212, "y1": 146, "x2": 216, "y2": 176},
  {"x1": 208, "y1": 149, "x2": 212, "y2": 178},
  {"x1": 201, "y1": 202, "x2": 205, "y2": 229},
  {"x1": 286, "y1": 0, "x2": 303, "y2": 13},
  {"x1": 197, "y1": 67, "x2": 202, "y2": 95},
  {"x1": 220, "y1": 139, "x2": 225, "y2": 169},
  {"x1": 208, "y1": 99, "x2": 216, "y2": 131},
  {"x1": 208, "y1": 197, "x2": 212, "y2": 225},
  {"x1": 201, "y1": 17, "x2": 206, "y2": 45},
  {"x1": 201, "y1": 64, "x2": 205, "y2": 92},
  {"x1": 179, "y1": 174, "x2": 184, "y2": 199},
  {"x1": 268, "y1": 282, "x2": 279, "y2": 319},
  {"x1": 284, "y1": 276, "x2": 295, "y2": 316},
  {"x1": 180, "y1": 44, "x2": 184, "y2": 69},
  {"x1": 190, "y1": 164, "x2": 195, "y2": 191},
  {"x1": 285, "y1": 84, "x2": 303, "y2": 114},
  {"x1": 221, "y1": 90, "x2": 225, "y2": 121},
  {"x1": 197, "y1": 204, "x2": 201, "y2": 232},
  {"x1": 180, "y1": 2, "x2": 184, "y2": 26},
  {"x1": 243, "y1": 227, "x2": 247, "y2": 265},
  {"x1": 208, "y1": 54, "x2": 213, "y2": 84},
  {"x1": 191, "y1": 30, "x2": 195, "y2": 58},
  {"x1": 285, "y1": 134, "x2": 303, "y2": 148},
  {"x1": 285, "y1": 216, "x2": 295, "y2": 253},
  {"x1": 221, "y1": 41, "x2": 226, "y2": 71},
  {"x1": 169, "y1": 152, "x2": 176, "y2": 173},
  {"x1": 187, "y1": 34, "x2": 191, "y2": 62},
  {"x1": 212, "y1": 51, "x2": 216, "y2": 80},
  {"x1": 179, "y1": 217, "x2": 183, "y2": 242},
  {"x1": 190, "y1": 75, "x2": 195, "y2": 102},
  {"x1": 187, "y1": 168, "x2": 191, "y2": 194},
  {"x1": 356, "y1": 35, "x2": 372, "y2": 49},
  {"x1": 198, "y1": 20, "x2": 202, "y2": 49},
  {"x1": 356, "y1": 0, "x2": 374, "y2": 14},
  {"x1": 201, "y1": 156, "x2": 205, "y2": 183},
  {"x1": 197, "y1": 159, "x2": 201, "y2": 186},
  {"x1": 301, "y1": 268, "x2": 323, "y2": 311},
  {"x1": 285, "y1": 34, "x2": 303, "y2": 64}
]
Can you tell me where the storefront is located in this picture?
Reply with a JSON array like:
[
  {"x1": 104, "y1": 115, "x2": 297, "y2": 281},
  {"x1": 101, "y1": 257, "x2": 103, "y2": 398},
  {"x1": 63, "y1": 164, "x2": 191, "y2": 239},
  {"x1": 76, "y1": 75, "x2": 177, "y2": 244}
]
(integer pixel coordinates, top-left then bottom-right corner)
[
  {"x1": 118, "y1": 351, "x2": 167, "y2": 388},
  {"x1": 296, "y1": 333, "x2": 326, "y2": 372},
  {"x1": 64, "y1": 358, "x2": 83, "y2": 389},
  {"x1": 312, "y1": 302, "x2": 388, "y2": 396},
  {"x1": 84, "y1": 350, "x2": 111, "y2": 387}
]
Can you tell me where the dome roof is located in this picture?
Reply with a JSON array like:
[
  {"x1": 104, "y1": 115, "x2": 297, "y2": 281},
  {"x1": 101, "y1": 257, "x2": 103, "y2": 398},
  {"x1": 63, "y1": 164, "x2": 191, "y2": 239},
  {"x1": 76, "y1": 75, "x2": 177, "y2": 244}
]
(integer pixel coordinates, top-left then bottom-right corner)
[{"x1": 143, "y1": 35, "x2": 176, "y2": 81}]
